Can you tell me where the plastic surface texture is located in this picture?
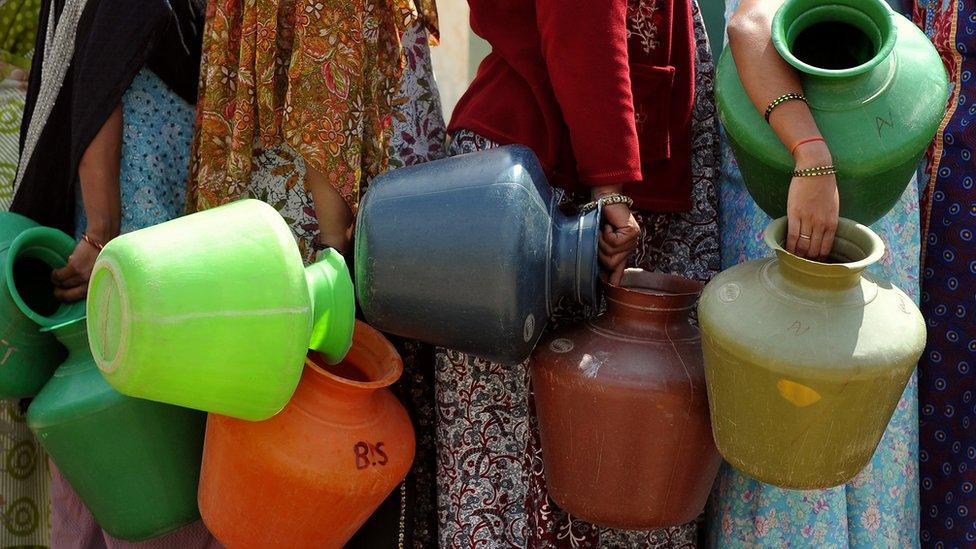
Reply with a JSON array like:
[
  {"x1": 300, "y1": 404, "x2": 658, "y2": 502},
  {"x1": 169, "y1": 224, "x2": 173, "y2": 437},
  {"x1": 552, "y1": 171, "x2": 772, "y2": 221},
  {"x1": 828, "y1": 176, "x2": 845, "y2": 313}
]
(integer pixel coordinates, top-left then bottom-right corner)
[
  {"x1": 86, "y1": 199, "x2": 355, "y2": 420},
  {"x1": 532, "y1": 271, "x2": 721, "y2": 529},
  {"x1": 199, "y1": 321, "x2": 415, "y2": 549},
  {"x1": 716, "y1": 0, "x2": 948, "y2": 225},
  {"x1": 355, "y1": 145, "x2": 601, "y2": 364},
  {"x1": 698, "y1": 217, "x2": 925, "y2": 489},
  {"x1": 0, "y1": 214, "x2": 83, "y2": 397},
  {"x1": 28, "y1": 317, "x2": 205, "y2": 541}
]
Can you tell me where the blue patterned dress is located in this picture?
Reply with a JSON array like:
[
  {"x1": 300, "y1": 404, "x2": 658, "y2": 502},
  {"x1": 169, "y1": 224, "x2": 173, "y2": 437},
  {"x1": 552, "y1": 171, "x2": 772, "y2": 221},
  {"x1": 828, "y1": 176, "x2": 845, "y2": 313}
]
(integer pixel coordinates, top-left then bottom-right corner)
[
  {"x1": 74, "y1": 69, "x2": 194, "y2": 236},
  {"x1": 706, "y1": 1, "x2": 922, "y2": 546},
  {"x1": 913, "y1": 1, "x2": 976, "y2": 546}
]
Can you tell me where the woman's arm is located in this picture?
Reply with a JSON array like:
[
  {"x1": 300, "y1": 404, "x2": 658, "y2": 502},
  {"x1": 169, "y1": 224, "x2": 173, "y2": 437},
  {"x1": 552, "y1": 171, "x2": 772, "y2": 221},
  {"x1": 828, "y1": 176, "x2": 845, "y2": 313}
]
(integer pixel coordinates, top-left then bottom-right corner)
[
  {"x1": 535, "y1": 0, "x2": 640, "y2": 284},
  {"x1": 728, "y1": 0, "x2": 839, "y2": 260},
  {"x1": 51, "y1": 104, "x2": 123, "y2": 301},
  {"x1": 307, "y1": 165, "x2": 354, "y2": 255}
]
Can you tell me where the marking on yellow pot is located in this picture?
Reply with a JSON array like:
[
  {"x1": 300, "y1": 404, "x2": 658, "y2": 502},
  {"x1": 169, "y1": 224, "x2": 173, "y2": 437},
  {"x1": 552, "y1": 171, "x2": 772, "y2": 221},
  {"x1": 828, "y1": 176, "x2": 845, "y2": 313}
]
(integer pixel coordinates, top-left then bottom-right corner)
[
  {"x1": 776, "y1": 379, "x2": 822, "y2": 407},
  {"x1": 787, "y1": 320, "x2": 810, "y2": 336},
  {"x1": 719, "y1": 283, "x2": 741, "y2": 303}
]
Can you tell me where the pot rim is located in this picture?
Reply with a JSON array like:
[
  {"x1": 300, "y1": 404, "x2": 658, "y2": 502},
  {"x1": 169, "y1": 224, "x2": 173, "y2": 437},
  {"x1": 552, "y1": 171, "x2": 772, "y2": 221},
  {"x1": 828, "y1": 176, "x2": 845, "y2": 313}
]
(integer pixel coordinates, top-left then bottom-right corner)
[
  {"x1": 772, "y1": 0, "x2": 897, "y2": 79},
  {"x1": 5, "y1": 227, "x2": 86, "y2": 328},
  {"x1": 604, "y1": 270, "x2": 704, "y2": 309},
  {"x1": 304, "y1": 320, "x2": 402, "y2": 390},
  {"x1": 764, "y1": 216, "x2": 886, "y2": 273}
]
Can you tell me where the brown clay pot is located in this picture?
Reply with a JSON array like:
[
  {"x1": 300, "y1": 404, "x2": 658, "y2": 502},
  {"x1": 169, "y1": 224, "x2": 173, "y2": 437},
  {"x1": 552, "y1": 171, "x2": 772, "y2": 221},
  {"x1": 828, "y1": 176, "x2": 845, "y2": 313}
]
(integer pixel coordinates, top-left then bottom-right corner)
[{"x1": 531, "y1": 270, "x2": 720, "y2": 529}]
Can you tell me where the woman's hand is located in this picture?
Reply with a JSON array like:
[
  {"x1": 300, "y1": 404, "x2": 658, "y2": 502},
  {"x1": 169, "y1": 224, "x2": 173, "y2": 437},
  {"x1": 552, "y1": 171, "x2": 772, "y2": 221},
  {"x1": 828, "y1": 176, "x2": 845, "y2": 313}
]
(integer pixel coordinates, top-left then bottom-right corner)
[
  {"x1": 51, "y1": 239, "x2": 101, "y2": 302},
  {"x1": 786, "y1": 141, "x2": 839, "y2": 260},
  {"x1": 593, "y1": 186, "x2": 640, "y2": 286}
]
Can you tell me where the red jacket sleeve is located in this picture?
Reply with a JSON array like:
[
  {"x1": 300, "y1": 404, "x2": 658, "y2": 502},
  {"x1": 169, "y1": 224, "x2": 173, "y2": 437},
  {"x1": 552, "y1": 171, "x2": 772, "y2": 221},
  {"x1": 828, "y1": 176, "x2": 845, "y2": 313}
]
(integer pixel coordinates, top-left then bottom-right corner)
[{"x1": 535, "y1": 0, "x2": 642, "y2": 187}]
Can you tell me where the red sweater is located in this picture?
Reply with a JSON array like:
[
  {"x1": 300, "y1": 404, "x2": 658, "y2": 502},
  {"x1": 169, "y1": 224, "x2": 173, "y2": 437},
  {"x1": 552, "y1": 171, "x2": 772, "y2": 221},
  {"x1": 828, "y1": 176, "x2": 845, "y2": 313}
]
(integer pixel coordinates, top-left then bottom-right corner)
[{"x1": 449, "y1": 0, "x2": 696, "y2": 212}]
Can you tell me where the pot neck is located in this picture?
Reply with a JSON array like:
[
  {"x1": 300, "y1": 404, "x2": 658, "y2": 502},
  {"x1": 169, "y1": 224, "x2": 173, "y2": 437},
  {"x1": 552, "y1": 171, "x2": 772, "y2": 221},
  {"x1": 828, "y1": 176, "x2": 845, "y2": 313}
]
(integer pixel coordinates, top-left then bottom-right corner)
[
  {"x1": 592, "y1": 271, "x2": 702, "y2": 340},
  {"x1": 43, "y1": 317, "x2": 94, "y2": 374},
  {"x1": 5, "y1": 226, "x2": 86, "y2": 328},
  {"x1": 772, "y1": 0, "x2": 897, "y2": 109},
  {"x1": 295, "y1": 322, "x2": 402, "y2": 419},
  {"x1": 764, "y1": 217, "x2": 884, "y2": 290},
  {"x1": 304, "y1": 248, "x2": 355, "y2": 365},
  {"x1": 549, "y1": 205, "x2": 601, "y2": 312}
]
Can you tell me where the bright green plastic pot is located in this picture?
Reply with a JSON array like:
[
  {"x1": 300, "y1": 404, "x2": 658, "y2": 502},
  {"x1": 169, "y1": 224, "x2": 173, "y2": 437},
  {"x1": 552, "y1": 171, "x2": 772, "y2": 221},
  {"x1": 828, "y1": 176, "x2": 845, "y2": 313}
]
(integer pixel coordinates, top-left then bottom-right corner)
[
  {"x1": 0, "y1": 213, "x2": 85, "y2": 397},
  {"x1": 716, "y1": 0, "x2": 948, "y2": 225},
  {"x1": 86, "y1": 199, "x2": 355, "y2": 421}
]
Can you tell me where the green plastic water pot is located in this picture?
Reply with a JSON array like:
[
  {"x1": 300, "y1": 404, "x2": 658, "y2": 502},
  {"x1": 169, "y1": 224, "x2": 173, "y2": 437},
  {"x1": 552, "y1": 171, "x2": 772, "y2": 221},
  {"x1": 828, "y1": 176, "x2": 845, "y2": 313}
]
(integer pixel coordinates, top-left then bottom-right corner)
[
  {"x1": 716, "y1": 0, "x2": 948, "y2": 225},
  {"x1": 28, "y1": 317, "x2": 205, "y2": 541},
  {"x1": 86, "y1": 199, "x2": 355, "y2": 421},
  {"x1": 0, "y1": 213, "x2": 85, "y2": 397}
]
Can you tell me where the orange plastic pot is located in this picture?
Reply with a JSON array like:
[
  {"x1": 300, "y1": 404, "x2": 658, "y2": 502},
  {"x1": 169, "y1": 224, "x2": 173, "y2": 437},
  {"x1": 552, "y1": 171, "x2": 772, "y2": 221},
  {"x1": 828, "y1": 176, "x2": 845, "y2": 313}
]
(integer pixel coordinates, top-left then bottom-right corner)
[{"x1": 198, "y1": 321, "x2": 415, "y2": 549}]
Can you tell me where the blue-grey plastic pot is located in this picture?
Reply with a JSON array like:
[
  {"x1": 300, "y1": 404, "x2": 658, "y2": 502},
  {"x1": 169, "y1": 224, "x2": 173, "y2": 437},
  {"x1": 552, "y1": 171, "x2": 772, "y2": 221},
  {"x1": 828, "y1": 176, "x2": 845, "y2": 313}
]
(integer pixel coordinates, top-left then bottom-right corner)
[{"x1": 355, "y1": 145, "x2": 601, "y2": 364}]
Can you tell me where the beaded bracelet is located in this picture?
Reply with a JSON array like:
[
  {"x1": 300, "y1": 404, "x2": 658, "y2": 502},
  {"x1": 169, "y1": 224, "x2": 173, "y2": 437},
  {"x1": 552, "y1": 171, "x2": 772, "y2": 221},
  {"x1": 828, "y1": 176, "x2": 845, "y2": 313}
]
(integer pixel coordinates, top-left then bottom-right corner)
[
  {"x1": 764, "y1": 92, "x2": 807, "y2": 122},
  {"x1": 579, "y1": 193, "x2": 634, "y2": 214},
  {"x1": 791, "y1": 165, "x2": 837, "y2": 178}
]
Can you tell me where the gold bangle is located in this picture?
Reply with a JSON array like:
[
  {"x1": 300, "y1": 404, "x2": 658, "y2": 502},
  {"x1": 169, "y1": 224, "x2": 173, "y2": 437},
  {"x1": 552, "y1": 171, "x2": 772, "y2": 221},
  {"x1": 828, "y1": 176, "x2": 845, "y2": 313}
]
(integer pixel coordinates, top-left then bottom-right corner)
[
  {"x1": 765, "y1": 92, "x2": 807, "y2": 122},
  {"x1": 579, "y1": 193, "x2": 634, "y2": 213},
  {"x1": 791, "y1": 165, "x2": 837, "y2": 178},
  {"x1": 81, "y1": 233, "x2": 105, "y2": 251}
]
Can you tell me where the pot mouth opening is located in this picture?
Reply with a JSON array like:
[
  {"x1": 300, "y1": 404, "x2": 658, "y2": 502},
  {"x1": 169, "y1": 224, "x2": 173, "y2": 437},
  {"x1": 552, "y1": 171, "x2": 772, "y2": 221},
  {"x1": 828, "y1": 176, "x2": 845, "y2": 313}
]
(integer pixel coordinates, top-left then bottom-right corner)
[
  {"x1": 605, "y1": 269, "x2": 704, "y2": 308},
  {"x1": 306, "y1": 321, "x2": 402, "y2": 390},
  {"x1": 773, "y1": 0, "x2": 895, "y2": 78},
  {"x1": 5, "y1": 227, "x2": 85, "y2": 327},
  {"x1": 764, "y1": 217, "x2": 885, "y2": 273}
]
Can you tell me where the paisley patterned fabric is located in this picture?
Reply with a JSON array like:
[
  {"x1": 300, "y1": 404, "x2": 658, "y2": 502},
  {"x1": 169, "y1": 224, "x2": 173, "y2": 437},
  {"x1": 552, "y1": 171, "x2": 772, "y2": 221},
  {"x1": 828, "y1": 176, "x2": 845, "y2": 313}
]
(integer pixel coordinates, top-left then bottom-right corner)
[
  {"x1": 201, "y1": 22, "x2": 446, "y2": 547},
  {"x1": 914, "y1": 1, "x2": 976, "y2": 546},
  {"x1": 434, "y1": 4, "x2": 719, "y2": 546},
  {"x1": 244, "y1": 22, "x2": 446, "y2": 261},
  {"x1": 187, "y1": 0, "x2": 435, "y2": 213},
  {"x1": 705, "y1": 1, "x2": 922, "y2": 546}
]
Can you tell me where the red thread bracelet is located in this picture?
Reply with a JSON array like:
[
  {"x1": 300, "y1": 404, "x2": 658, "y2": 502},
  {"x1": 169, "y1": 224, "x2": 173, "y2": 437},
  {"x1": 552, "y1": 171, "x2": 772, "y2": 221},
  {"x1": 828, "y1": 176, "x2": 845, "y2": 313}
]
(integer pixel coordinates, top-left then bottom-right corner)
[
  {"x1": 81, "y1": 233, "x2": 105, "y2": 251},
  {"x1": 790, "y1": 136, "x2": 827, "y2": 157}
]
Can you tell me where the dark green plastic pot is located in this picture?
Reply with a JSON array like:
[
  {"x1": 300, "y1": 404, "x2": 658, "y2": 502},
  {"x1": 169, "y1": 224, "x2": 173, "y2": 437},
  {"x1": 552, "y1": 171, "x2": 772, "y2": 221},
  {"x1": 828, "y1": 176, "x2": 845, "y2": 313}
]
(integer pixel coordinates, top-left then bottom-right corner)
[
  {"x1": 28, "y1": 317, "x2": 205, "y2": 541},
  {"x1": 0, "y1": 213, "x2": 84, "y2": 398},
  {"x1": 716, "y1": 0, "x2": 948, "y2": 224}
]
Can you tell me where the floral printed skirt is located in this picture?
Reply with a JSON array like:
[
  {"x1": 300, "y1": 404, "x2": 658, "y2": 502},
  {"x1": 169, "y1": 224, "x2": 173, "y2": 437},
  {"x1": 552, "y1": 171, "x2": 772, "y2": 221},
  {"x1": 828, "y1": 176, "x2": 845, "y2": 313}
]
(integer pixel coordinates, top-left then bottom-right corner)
[
  {"x1": 434, "y1": 5, "x2": 720, "y2": 546},
  {"x1": 245, "y1": 23, "x2": 447, "y2": 549}
]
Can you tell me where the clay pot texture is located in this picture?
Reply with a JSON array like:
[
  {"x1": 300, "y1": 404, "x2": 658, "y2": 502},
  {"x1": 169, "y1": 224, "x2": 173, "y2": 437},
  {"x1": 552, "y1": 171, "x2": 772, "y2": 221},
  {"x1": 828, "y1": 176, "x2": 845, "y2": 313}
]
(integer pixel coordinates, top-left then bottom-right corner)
[{"x1": 532, "y1": 270, "x2": 720, "y2": 529}]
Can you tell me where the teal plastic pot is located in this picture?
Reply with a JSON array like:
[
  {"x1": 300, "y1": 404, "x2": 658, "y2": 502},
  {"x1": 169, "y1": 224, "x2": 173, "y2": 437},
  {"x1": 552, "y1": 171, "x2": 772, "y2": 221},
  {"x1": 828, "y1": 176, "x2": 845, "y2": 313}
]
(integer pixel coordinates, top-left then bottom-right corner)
[
  {"x1": 716, "y1": 0, "x2": 948, "y2": 225},
  {"x1": 0, "y1": 213, "x2": 85, "y2": 397},
  {"x1": 86, "y1": 199, "x2": 355, "y2": 421},
  {"x1": 28, "y1": 317, "x2": 205, "y2": 541}
]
